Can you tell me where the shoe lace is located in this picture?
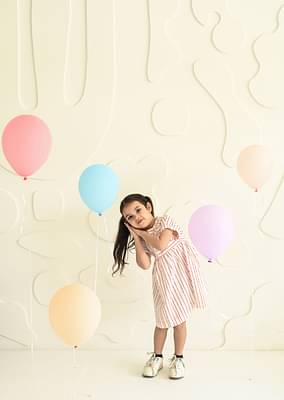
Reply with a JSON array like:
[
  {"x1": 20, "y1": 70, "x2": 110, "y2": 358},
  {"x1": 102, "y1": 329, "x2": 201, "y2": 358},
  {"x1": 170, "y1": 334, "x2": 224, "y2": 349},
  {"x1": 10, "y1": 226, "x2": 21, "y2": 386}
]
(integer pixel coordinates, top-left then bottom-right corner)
[
  {"x1": 145, "y1": 352, "x2": 160, "y2": 366},
  {"x1": 168, "y1": 355, "x2": 185, "y2": 369}
]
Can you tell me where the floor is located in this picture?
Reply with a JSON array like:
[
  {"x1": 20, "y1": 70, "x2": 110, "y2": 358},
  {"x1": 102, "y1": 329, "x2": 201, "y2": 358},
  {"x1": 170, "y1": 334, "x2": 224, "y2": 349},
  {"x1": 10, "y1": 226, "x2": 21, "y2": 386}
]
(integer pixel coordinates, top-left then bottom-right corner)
[{"x1": 0, "y1": 350, "x2": 283, "y2": 400}]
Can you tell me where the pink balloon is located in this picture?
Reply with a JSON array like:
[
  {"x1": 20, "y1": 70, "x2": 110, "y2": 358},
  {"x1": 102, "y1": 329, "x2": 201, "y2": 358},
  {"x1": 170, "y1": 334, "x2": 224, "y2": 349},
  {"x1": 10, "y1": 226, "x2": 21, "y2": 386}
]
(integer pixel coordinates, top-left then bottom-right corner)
[
  {"x1": 2, "y1": 114, "x2": 52, "y2": 179},
  {"x1": 188, "y1": 205, "x2": 234, "y2": 262}
]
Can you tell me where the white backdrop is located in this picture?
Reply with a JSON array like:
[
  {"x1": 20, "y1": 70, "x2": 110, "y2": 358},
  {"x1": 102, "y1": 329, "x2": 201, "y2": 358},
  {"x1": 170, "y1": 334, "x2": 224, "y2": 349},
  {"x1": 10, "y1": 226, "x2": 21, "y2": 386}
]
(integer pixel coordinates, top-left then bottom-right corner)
[{"x1": 0, "y1": 0, "x2": 284, "y2": 351}]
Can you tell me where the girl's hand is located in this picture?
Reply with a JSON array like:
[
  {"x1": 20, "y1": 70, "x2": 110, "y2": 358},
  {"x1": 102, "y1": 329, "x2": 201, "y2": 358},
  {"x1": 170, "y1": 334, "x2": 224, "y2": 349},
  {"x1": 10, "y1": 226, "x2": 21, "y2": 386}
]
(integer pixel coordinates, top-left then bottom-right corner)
[
  {"x1": 124, "y1": 223, "x2": 144, "y2": 238},
  {"x1": 124, "y1": 223, "x2": 139, "y2": 239}
]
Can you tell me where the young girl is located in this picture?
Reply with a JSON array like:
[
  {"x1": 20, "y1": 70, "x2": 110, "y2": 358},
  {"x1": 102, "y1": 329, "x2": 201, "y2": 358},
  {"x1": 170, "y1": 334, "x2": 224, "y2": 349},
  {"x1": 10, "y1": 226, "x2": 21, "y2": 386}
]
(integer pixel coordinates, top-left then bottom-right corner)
[{"x1": 113, "y1": 194, "x2": 207, "y2": 379}]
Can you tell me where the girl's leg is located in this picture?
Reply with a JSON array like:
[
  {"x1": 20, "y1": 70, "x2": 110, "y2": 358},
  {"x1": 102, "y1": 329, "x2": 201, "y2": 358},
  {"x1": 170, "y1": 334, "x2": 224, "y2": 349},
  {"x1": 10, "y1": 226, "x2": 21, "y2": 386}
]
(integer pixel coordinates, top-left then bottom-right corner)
[
  {"x1": 154, "y1": 326, "x2": 168, "y2": 354},
  {"x1": 143, "y1": 327, "x2": 167, "y2": 377},
  {"x1": 173, "y1": 321, "x2": 187, "y2": 355}
]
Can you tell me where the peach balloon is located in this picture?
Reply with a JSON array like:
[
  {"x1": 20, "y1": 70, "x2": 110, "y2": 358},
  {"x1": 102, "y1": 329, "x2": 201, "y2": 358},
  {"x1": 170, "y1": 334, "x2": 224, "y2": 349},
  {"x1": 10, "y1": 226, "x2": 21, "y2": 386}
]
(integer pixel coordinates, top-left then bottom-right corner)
[
  {"x1": 237, "y1": 145, "x2": 272, "y2": 191},
  {"x1": 49, "y1": 283, "x2": 101, "y2": 347}
]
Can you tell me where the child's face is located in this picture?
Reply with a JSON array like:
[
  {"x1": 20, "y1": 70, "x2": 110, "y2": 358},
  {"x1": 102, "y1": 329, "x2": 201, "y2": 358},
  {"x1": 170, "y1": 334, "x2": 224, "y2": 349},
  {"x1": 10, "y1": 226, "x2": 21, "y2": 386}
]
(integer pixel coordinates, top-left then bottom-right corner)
[{"x1": 122, "y1": 201, "x2": 154, "y2": 230}]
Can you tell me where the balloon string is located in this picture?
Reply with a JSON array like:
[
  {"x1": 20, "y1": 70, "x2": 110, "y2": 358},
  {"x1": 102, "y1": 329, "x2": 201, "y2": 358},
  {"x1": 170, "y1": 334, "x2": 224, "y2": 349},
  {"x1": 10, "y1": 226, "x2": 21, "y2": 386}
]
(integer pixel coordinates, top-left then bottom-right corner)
[
  {"x1": 249, "y1": 191, "x2": 261, "y2": 381},
  {"x1": 21, "y1": 193, "x2": 35, "y2": 361},
  {"x1": 251, "y1": 187, "x2": 264, "y2": 224},
  {"x1": 29, "y1": 248, "x2": 34, "y2": 360},
  {"x1": 102, "y1": 214, "x2": 113, "y2": 274},
  {"x1": 73, "y1": 346, "x2": 78, "y2": 367},
  {"x1": 94, "y1": 215, "x2": 99, "y2": 294},
  {"x1": 248, "y1": 313, "x2": 254, "y2": 382},
  {"x1": 251, "y1": 189, "x2": 258, "y2": 221},
  {"x1": 66, "y1": 360, "x2": 92, "y2": 399}
]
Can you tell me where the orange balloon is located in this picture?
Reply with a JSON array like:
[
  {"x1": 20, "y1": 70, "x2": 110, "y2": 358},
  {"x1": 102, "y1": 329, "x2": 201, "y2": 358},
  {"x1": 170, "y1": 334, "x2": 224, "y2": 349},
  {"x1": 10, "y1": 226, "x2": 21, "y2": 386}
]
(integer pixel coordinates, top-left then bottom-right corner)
[
  {"x1": 237, "y1": 145, "x2": 272, "y2": 191},
  {"x1": 48, "y1": 283, "x2": 101, "y2": 347}
]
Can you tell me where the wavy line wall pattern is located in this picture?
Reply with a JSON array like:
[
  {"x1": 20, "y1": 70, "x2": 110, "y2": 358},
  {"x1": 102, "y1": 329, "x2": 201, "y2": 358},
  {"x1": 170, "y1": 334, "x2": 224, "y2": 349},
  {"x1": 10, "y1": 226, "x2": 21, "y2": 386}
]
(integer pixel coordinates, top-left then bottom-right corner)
[{"x1": 0, "y1": 0, "x2": 284, "y2": 351}]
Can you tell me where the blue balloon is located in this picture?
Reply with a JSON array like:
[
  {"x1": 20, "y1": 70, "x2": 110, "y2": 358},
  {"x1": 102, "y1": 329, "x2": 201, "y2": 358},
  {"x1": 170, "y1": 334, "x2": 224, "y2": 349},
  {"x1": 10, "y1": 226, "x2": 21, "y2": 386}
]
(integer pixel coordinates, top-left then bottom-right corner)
[{"x1": 79, "y1": 164, "x2": 119, "y2": 215}]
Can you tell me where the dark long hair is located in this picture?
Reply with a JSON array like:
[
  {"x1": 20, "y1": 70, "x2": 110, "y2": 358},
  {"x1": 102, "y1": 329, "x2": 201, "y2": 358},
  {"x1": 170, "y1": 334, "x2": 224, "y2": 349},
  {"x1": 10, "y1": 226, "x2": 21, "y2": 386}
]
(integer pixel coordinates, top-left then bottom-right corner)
[{"x1": 112, "y1": 194, "x2": 154, "y2": 276}]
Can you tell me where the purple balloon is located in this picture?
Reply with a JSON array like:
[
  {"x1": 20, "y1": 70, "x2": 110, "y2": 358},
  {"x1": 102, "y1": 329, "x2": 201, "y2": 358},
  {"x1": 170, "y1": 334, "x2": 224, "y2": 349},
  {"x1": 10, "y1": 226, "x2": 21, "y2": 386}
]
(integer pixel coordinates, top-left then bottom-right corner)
[{"x1": 188, "y1": 205, "x2": 234, "y2": 262}]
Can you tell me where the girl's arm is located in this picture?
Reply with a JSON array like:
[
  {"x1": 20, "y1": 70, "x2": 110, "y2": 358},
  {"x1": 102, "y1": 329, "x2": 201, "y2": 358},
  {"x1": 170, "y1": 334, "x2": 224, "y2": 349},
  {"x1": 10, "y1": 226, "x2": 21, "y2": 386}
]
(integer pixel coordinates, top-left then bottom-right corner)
[
  {"x1": 133, "y1": 236, "x2": 151, "y2": 269},
  {"x1": 125, "y1": 223, "x2": 151, "y2": 269}
]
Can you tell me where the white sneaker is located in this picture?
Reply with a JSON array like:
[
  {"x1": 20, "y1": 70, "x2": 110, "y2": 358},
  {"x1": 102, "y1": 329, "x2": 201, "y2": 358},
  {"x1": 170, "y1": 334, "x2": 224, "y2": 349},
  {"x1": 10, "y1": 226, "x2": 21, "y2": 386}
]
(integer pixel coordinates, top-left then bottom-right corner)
[
  {"x1": 168, "y1": 355, "x2": 185, "y2": 379},
  {"x1": 142, "y1": 353, "x2": 163, "y2": 378}
]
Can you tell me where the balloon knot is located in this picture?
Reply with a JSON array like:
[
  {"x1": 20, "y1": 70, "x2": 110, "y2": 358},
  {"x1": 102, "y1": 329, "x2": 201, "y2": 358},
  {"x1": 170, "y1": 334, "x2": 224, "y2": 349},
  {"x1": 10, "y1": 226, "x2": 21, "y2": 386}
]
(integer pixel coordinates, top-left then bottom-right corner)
[
  {"x1": 254, "y1": 188, "x2": 258, "y2": 192},
  {"x1": 208, "y1": 259, "x2": 212, "y2": 263},
  {"x1": 23, "y1": 177, "x2": 27, "y2": 180}
]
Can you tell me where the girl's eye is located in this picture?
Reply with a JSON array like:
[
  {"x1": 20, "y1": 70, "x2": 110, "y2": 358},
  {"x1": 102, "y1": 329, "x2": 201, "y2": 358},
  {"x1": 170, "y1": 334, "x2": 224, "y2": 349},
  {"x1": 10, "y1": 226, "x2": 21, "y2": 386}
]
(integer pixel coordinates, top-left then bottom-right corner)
[{"x1": 128, "y1": 216, "x2": 133, "y2": 220}]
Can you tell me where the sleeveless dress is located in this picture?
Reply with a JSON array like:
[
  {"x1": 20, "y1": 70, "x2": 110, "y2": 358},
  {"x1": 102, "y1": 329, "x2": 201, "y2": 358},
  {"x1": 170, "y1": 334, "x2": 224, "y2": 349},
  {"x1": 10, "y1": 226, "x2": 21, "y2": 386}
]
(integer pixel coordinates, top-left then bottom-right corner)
[{"x1": 143, "y1": 215, "x2": 208, "y2": 328}]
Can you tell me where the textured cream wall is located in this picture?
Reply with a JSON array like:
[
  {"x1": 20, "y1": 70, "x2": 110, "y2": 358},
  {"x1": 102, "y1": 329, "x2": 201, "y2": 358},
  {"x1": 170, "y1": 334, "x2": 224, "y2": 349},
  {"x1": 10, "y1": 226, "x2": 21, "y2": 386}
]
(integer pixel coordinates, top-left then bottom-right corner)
[{"x1": 0, "y1": 0, "x2": 284, "y2": 351}]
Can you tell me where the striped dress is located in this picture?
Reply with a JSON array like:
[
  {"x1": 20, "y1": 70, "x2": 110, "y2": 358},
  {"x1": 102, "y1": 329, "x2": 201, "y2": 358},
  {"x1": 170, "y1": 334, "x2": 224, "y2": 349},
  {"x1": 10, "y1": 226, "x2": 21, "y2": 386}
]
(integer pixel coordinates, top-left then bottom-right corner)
[{"x1": 144, "y1": 215, "x2": 208, "y2": 328}]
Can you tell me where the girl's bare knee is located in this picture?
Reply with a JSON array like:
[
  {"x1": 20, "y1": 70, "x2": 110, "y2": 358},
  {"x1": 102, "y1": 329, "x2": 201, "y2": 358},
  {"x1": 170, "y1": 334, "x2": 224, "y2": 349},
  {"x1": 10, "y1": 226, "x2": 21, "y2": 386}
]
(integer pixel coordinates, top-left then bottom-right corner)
[
  {"x1": 173, "y1": 321, "x2": 186, "y2": 330},
  {"x1": 156, "y1": 326, "x2": 168, "y2": 331}
]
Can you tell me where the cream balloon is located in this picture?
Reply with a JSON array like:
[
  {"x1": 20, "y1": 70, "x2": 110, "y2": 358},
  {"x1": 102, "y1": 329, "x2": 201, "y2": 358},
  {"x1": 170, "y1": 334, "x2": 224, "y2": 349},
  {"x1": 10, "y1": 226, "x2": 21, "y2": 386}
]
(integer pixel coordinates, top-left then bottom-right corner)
[
  {"x1": 237, "y1": 145, "x2": 273, "y2": 191},
  {"x1": 48, "y1": 283, "x2": 101, "y2": 347}
]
